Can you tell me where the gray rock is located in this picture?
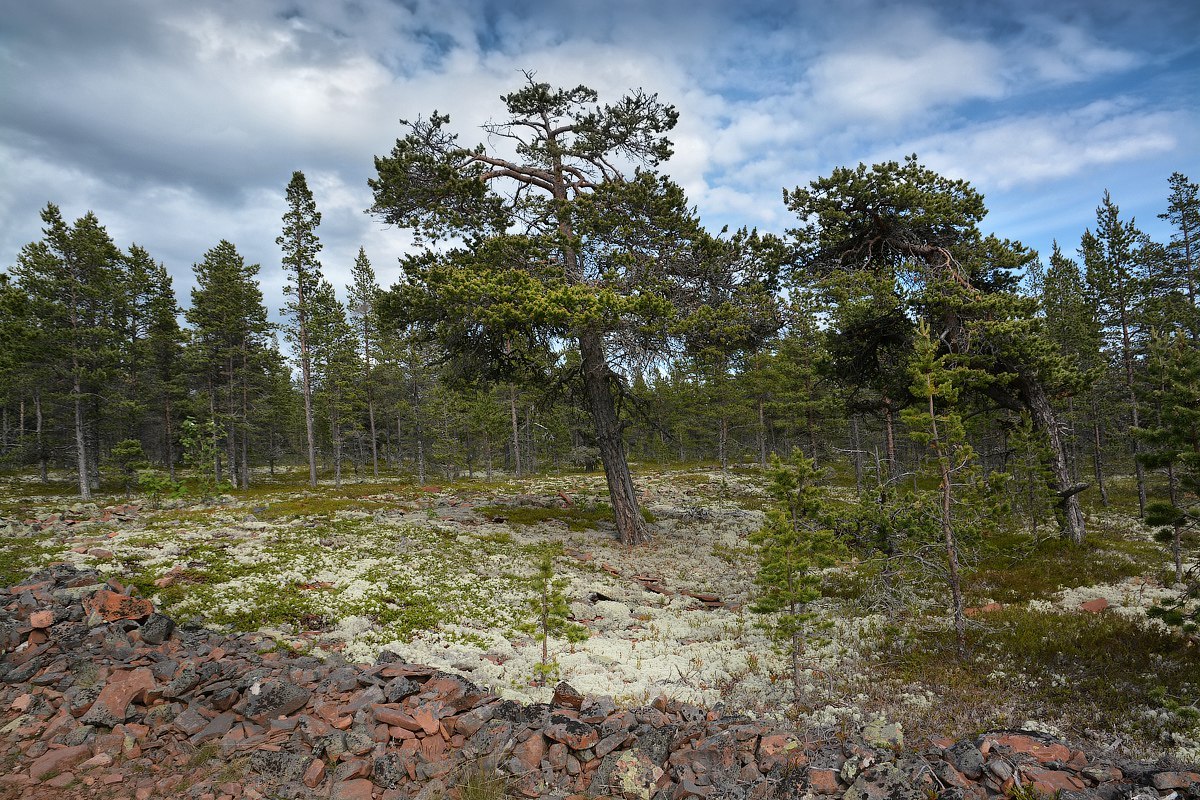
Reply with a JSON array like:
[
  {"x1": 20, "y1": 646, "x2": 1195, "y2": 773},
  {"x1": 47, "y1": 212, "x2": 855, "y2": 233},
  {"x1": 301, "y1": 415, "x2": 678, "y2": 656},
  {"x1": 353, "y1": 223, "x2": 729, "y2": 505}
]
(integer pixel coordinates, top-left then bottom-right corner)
[
  {"x1": 374, "y1": 753, "x2": 409, "y2": 789},
  {"x1": 946, "y1": 742, "x2": 985, "y2": 780},
  {"x1": 842, "y1": 762, "x2": 922, "y2": 800},
  {"x1": 249, "y1": 750, "x2": 309, "y2": 783},
  {"x1": 241, "y1": 678, "x2": 311, "y2": 722},
  {"x1": 139, "y1": 613, "x2": 175, "y2": 645},
  {"x1": 383, "y1": 675, "x2": 420, "y2": 703}
]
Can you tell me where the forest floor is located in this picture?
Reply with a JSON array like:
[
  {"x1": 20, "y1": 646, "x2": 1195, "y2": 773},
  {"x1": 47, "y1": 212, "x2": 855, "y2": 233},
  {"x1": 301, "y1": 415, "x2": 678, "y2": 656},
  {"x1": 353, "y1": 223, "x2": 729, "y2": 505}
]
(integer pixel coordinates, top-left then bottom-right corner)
[{"x1": 1, "y1": 465, "x2": 1198, "y2": 765}]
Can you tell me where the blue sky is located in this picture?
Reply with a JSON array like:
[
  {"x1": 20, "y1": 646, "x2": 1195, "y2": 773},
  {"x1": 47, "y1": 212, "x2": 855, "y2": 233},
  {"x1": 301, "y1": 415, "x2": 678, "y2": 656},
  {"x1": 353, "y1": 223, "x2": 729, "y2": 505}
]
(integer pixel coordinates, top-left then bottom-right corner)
[{"x1": 1, "y1": 0, "x2": 1196, "y2": 314}]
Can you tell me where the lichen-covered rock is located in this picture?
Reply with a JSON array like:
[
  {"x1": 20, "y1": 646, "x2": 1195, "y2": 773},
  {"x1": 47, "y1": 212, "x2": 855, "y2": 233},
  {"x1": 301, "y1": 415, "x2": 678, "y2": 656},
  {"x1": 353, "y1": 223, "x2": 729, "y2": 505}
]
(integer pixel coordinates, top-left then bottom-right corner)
[{"x1": 843, "y1": 762, "x2": 922, "y2": 800}]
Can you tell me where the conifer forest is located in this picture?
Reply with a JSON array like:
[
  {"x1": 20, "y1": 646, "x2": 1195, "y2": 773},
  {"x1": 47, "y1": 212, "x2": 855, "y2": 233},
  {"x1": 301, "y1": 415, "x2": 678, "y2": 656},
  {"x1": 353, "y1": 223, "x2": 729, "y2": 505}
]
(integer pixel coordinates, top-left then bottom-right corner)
[{"x1": 2, "y1": 78, "x2": 1199, "y2": 769}]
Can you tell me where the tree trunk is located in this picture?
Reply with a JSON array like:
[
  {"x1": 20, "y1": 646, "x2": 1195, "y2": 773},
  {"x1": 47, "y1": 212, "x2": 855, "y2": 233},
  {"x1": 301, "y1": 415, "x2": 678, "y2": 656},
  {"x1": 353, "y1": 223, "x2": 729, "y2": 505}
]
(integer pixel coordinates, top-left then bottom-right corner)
[
  {"x1": 163, "y1": 395, "x2": 175, "y2": 481},
  {"x1": 35, "y1": 390, "x2": 47, "y2": 483},
  {"x1": 927, "y1": 392, "x2": 967, "y2": 660},
  {"x1": 509, "y1": 384, "x2": 521, "y2": 477},
  {"x1": 579, "y1": 329, "x2": 649, "y2": 545},
  {"x1": 882, "y1": 398, "x2": 897, "y2": 477},
  {"x1": 72, "y1": 370, "x2": 90, "y2": 500},
  {"x1": 851, "y1": 415, "x2": 864, "y2": 496},
  {"x1": 1091, "y1": 402, "x2": 1108, "y2": 506},
  {"x1": 757, "y1": 399, "x2": 767, "y2": 467},
  {"x1": 1016, "y1": 373, "x2": 1087, "y2": 545},
  {"x1": 718, "y1": 415, "x2": 729, "y2": 471}
]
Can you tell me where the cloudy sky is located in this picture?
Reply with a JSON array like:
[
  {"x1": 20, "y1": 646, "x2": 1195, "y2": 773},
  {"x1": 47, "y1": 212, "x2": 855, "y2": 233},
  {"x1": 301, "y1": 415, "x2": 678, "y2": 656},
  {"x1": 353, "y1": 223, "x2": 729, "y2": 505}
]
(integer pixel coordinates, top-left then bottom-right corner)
[{"x1": 1, "y1": 0, "x2": 1197, "y2": 317}]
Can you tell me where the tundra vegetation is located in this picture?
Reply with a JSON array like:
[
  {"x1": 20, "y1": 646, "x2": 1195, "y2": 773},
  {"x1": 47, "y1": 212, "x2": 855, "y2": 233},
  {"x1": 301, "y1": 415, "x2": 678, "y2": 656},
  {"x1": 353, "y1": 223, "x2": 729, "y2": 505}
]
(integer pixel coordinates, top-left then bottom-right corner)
[{"x1": 0, "y1": 77, "x2": 1198, "y2": 761}]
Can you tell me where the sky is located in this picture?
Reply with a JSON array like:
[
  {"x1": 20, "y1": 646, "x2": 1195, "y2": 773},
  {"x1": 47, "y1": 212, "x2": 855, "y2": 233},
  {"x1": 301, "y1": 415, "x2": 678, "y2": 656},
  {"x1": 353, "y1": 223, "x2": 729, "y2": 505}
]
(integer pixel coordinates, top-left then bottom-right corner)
[{"x1": 1, "y1": 0, "x2": 1197, "y2": 319}]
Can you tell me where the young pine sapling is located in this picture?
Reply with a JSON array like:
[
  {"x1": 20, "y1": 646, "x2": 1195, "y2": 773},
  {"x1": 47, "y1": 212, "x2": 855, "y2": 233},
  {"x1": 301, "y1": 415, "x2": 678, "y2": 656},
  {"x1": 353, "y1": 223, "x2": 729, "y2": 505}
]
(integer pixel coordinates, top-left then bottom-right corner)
[
  {"x1": 750, "y1": 450, "x2": 840, "y2": 701},
  {"x1": 518, "y1": 546, "x2": 588, "y2": 685}
]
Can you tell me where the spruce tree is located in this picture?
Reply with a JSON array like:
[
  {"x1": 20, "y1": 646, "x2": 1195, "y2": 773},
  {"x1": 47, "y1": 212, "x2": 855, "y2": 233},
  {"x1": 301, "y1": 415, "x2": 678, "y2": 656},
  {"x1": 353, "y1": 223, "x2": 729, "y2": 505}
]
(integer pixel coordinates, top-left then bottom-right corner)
[
  {"x1": 186, "y1": 240, "x2": 271, "y2": 488},
  {"x1": 278, "y1": 171, "x2": 323, "y2": 487},
  {"x1": 13, "y1": 204, "x2": 123, "y2": 498},
  {"x1": 347, "y1": 247, "x2": 382, "y2": 477}
]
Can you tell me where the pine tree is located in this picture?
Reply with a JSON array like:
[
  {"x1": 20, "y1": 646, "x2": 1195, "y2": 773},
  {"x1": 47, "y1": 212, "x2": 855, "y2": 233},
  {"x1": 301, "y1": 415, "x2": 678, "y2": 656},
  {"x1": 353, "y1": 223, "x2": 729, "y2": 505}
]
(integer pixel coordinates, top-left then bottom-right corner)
[
  {"x1": 309, "y1": 279, "x2": 361, "y2": 487},
  {"x1": 278, "y1": 170, "x2": 323, "y2": 487},
  {"x1": 1082, "y1": 191, "x2": 1151, "y2": 516},
  {"x1": 901, "y1": 318, "x2": 1005, "y2": 659},
  {"x1": 749, "y1": 449, "x2": 839, "y2": 699},
  {"x1": 1160, "y1": 173, "x2": 1200, "y2": 338},
  {"x1": 517, "y1": 546, "x2": 588, "y2": 686}
]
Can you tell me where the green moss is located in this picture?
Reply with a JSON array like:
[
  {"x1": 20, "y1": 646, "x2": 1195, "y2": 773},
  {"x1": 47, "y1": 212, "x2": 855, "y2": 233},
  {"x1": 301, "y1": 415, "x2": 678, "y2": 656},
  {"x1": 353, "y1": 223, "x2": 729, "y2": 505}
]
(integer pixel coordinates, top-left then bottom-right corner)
[
  {"x1": 0, "y1": 532, "x2": 66, "y2": 586},
  {"x1": 966, "y1": 531, "x2": 1162, "y2": 604},
  {"x1": 872, "y1": 605, "x2": 1200, "y2": 748},
  {"x1": 477, "y1": 501, "x2": 656, "y2": 531}
]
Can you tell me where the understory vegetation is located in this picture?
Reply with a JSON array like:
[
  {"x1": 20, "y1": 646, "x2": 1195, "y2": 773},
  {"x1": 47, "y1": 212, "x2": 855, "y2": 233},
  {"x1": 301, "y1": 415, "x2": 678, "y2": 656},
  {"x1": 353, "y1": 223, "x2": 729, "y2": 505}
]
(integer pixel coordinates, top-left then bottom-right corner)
[{"x1": 1, "y1": 462, "x2": 1197, "y2": 762}]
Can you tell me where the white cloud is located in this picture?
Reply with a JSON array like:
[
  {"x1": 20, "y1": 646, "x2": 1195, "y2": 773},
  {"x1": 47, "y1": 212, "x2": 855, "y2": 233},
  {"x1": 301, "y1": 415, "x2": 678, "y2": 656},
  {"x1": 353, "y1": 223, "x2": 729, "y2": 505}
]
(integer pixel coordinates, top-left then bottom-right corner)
[{"x1": 894, "y1": 99, "x2": 1181, "y2": 190}]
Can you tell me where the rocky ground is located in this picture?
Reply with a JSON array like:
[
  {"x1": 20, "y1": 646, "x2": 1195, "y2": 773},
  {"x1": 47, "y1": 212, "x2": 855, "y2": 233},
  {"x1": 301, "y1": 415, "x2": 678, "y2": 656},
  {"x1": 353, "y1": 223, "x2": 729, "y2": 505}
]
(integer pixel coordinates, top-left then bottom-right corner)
[
  {"x1": 1, "y1": 467, "x2": 1198, "y2": 798},
  {"x1": 2, "y1": 563, "x2": 1199, "y2": 800}
]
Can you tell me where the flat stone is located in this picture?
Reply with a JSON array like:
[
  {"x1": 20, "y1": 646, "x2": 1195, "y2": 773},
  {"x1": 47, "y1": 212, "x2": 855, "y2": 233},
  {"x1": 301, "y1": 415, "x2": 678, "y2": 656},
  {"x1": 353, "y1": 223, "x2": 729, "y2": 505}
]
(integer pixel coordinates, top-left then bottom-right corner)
[
  {"x1": 513, "y1": 734, "x2": 547, "y2": 772},
  {"x1": 80, "y1": 668, "x2": 155, "y2": 727},
  {"x1": 842, "y1": 762, "x2": 921, "y2": 800},
  {"x1": 1079, "y1": 598, "x2": 1109, "y2": 613},
  {"x1": 242, "y1": 678, "x2": 311, "y2": 723},
  {"x1": 333, "y1": 778, "x2": 375, "y2": 800},
  {"x1": 1151, "y1": 771, "x2": 1200, "y2": 791},
  {"x1": 997, "y1": 735, "x2": 1071, "y2": 765},
  {"x1": 190, "y1": 711, "x2": 237, "y2": 744},
  {"x1": 374, "y1": 706, "x2": 423, "y2": 732},
  {"x1": 30, "y1": 744, "x2": 92, "y2": 781},
  {"x1": 304, "y1": 758, "x2": 327, "y2": 788},
  {"x1": 545, "y1": 716, "x2": 600, "y2": 750},
  {"x1": 83, "y1": 590, "x2": 153, "y2": 623},
  {"x1": 1022, "y1": 767, "x2": 1085, "y2": 794},
  {"x1": 552, "y1": 681, "x2": 585, "y2": 710},
  {"x1": 946, "y1": 742, "x2": 985, "y2": 779},
  {"x1": 29, "y1": 610, "x2": 54, "y2": 629}
]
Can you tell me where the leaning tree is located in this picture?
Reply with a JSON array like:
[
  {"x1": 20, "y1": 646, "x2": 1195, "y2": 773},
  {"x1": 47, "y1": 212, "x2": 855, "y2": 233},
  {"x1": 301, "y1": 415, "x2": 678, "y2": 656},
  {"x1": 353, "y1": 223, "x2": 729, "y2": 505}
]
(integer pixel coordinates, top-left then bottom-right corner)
[
  {"x1": 369, "y1": 75, "x2": 779, "y2": 545},
  {"x1": 786, "y1": 156, "x2": 1088, "y2": 544}
]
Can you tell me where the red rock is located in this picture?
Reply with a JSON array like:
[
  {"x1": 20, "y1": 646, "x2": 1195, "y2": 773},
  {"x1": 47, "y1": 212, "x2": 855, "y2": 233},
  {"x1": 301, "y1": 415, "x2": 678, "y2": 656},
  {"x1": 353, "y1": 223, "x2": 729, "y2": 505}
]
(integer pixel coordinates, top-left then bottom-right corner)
[
  {"x1": 81, "y1": 668, "x2": 155, "y2": 727},
  {"x1": 80, "y1": 752, "x2": 114, "y2": 770},
  {"x1": 1152, "y1": 771, "x2": 1200, "y2": 791},
  {"x1": 758, "y1": 734, "x2": 804, "y2": 769},
  {"x1": 333, "y1": 778, "x2": 375, "y2": 800},
  {"x1": 552, "y1": 681, "x2": 585, "y2": 710},
  {"x1": 374, "y1": 706, "x2": 423, "y2": 732},
  {"x1": 45, "y1": 772, "x2": 77, "y2": 789},
  {"x1": 412, "y1": 704, "x2": 442, "y2": 736},
  {"x1": 1022, "y1": 767, "x2": 1085, "y2": 794},
  {"x1": 1079, "y1": 598, "x2": 1109, "y2": 613},
  {"x1": 808, "y1": 768, "x2": 841, "y2": 795},
  {"x1": 83, "y1": 589, "x2": 153, "y2": 623},
  {"x1": 29, "y1": 610, "x2": 54, "y2": 629},
  {"x1": 101, "y1": 773, "x2": 125, "y2": 785},
  {"x1": 30, "y1": 744, "x2": 92, "y2": 781},
  {"x1": 513, "y1": 734, "x2": 547, "y2": 772},
  {"x1": 304, "y1": 758, "x2": 327, "y2": 788},
  {"x1": 545, "y1": 718, "x2": 599, "y2": 750},
  {"x1": 997, "y1": 735, "x2": 1071, "y2": 764},
  {"x1": 87, "y1": 548, "x2": 114, "y2": 559}
]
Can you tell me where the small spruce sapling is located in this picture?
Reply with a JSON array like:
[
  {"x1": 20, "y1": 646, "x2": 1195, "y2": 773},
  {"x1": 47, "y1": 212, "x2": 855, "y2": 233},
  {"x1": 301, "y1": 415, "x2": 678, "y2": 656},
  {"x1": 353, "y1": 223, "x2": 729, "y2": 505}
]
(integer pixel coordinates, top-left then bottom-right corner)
[
  {"x1": 518, "y1": 545, "x2": 588, "y2": 685},
  {"x1": 749, "y1": 450, "x2": 839, "y2": 701}
]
